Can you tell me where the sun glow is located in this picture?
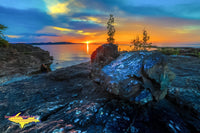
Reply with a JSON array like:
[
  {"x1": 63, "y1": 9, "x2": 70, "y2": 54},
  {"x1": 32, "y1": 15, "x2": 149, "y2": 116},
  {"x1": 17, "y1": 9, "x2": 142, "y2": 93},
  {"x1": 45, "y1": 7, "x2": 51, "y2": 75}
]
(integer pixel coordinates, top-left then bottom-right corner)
[{"x1": 86, "y1": 41, "x2": 89, "y2": 54}]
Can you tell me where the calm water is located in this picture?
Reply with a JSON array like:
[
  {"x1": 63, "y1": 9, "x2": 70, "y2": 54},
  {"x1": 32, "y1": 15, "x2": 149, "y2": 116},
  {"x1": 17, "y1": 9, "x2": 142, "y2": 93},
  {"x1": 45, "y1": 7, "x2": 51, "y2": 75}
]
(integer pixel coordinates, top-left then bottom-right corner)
[
  {"x1": 35, "y1": 44, "x2": 132, "y2": 71},
  {"x1": 35, "y1": 43, "x2": 200, "y2": 71}
]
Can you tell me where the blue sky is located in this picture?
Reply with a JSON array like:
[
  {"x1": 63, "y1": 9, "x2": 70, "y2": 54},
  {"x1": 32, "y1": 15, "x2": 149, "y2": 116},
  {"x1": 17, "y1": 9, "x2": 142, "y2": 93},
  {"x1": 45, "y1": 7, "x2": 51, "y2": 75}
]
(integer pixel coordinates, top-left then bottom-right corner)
[{"x1": 0, "y1": 0, "x2": 200, "y2": 44}]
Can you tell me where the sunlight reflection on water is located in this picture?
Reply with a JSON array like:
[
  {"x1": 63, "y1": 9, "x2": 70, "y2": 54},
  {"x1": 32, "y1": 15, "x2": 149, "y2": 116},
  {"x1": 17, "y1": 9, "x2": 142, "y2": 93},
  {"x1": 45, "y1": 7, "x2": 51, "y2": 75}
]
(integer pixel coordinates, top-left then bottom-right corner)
[
  {"x1": 35, "y1": 43, "x2": 155, "y2": 71},
  {"x1": 34, "y1": 44, "x2": 128, "y2": 70}
]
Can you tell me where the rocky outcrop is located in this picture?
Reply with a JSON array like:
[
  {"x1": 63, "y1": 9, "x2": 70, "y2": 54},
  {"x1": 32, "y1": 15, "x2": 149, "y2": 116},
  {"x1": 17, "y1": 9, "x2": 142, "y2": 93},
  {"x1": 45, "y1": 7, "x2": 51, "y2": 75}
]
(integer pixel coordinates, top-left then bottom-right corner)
[
  {"x1": 167, "y1": 88, "x2": 200, "y2": 132},
  {"x1": 166, "y1": 55, "x2": 200, "y2": 132},
  {"x1": 0, "y1": 44, "x2": 53, "y2": 83},
  {"x1": 0, "y1": 44, "x2": 199, "y2": 132},
  {"x1": 91, "y1": 43, "x2": 119, "y2": 65},
  {"x1": 92, "y1": 51, "x2": 175, "y2": 105},
  {"x1": 91, "y1": 44, "x2": 119, "y2": 82},
  {"x1": 0, "y1": 60, "x2": 199, "y2": 133}
]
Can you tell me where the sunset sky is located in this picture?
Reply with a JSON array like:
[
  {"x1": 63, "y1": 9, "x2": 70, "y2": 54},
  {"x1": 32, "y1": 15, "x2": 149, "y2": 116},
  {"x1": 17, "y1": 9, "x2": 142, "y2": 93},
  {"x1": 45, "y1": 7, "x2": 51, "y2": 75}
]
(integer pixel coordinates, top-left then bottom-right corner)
[{"x1": 0, "y1": 0, "x2": 200, "y2": 45}]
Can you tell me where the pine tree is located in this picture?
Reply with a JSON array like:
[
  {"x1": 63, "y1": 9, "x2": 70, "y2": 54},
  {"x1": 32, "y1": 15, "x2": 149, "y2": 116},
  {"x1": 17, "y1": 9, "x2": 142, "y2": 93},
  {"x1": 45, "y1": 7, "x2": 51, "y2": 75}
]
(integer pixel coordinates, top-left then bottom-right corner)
[
  {"x1": 142, "y1": 29, "x2": 152, "y2": 50},
  {"x1": 107, "y1": 14, "x2": 115, "y2": 44},
  {"x1": 0, "y1": 24, "x2": 9, "y2": 47}
]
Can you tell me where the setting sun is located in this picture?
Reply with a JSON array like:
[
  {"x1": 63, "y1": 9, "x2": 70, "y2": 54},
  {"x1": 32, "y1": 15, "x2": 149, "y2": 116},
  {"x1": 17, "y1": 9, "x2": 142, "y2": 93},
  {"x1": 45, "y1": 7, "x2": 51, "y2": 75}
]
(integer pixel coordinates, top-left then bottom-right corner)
[{"x1": 86, "y1": 41, "x2": 91, "y2": 44}]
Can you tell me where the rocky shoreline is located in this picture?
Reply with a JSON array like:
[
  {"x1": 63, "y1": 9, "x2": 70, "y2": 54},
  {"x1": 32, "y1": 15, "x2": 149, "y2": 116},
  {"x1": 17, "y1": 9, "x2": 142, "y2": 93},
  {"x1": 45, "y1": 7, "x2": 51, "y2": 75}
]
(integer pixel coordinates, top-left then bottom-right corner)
[
  {"x1": 0, "y1": 44, "x2": 200, "y2": 132},
  {"x1": 0, "y1": 44, "x2": 52, "y2": 84}
]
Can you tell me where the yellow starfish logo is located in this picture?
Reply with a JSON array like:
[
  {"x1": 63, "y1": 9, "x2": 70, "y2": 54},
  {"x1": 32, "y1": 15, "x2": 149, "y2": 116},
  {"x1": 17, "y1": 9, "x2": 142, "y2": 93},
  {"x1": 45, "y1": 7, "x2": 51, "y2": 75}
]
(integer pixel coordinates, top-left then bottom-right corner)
[{"x1": 8, "y1": 112, "x2": 40, "y2": 129}]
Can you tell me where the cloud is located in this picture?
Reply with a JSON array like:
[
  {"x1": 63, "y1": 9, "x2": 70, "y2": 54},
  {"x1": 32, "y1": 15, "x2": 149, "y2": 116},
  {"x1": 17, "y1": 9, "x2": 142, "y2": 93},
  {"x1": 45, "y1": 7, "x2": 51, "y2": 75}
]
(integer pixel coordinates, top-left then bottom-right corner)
[
  {"x1": 5, "y1": 33, "x2": 60, "y2": 43},
  {"x1": 21, "y1": 33, "x2": 59, "y2": 37},
  {"x1": 6, "y1": 35, "x2": 22, "y2": 38},
  {"x1": 51, "y1": 26, "x2": 96, "y2": 35},
  {"x1": 43, "y1": 0, "x2": 85, "y2": 16},
  {"x1": 71, "y1": 16, "x2": 103, "y2": 25},
  {"x1": 0, "y1": 6, "x2": 54, "y2": 34},
  {"x1": 86, "y1": 17, "x2": 102, "y2": 23},
  {"x1": 39, "y1": 26, "x2": 96, "y2": 36},
  {"x1": 0, "y1": 0, "x2": 46, "y2": 11},
  {"x1": 44, "y1": 0, "x2": 70, "y2": 15},
  {"x1": 76, "y1": 0, "x2": 200, "y2": 20},
  {"x1": 0, "y1": 5, "x2": 57, "y2": 42},
  {"x1": 171, "y1": 25, "x2": 200, "y2": 34},
  {"x1": 67, "y1": 20, "x2": 103, "y2": 30},
  {"x1": 52, "y1": 26, "x2": 73, "y2": 32},
  {"x1": 1, "y1": 0, "x2": 200, "y2": 44},
  {"x1": 49, "y1": 3, "x2": 70, "y2": 14},
  {"x1": 172, "y1": 4, "x2": 200, "y2": 20}
]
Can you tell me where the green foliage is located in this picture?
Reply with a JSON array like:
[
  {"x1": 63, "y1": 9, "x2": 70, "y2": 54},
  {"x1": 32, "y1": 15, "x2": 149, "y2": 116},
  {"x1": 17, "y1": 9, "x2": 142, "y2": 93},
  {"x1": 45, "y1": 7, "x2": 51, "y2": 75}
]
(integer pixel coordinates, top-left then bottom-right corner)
[
  {"x1": 158, "y1": 48, "x2": 180, "y2": 55},
  {"x1": 130, "y1": 36, "x2": 141, "y2": 51},
  {"x1": 194, "y1": 49, "x2": 200, "y2": 57},
  {"x1": 0, "y1": 39, "x2": 9, "y2": 47},
  {"x1": 107, "y1": 14, "x2": 115, "y2": 44},
  {"x1": 0, "y1": 24, "x2": 9, "y2": 48},
  {"x1": 130, "y1": 29, "x2": 152, "y2": 51}
]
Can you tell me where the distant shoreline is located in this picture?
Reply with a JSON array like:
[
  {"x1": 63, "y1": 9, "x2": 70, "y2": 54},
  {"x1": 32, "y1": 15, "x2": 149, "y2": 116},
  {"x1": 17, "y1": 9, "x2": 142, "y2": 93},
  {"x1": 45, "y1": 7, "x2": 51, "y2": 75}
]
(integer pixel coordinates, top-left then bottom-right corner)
[
  {"x1": 10, "y1": 42, "x2": 84, "y2": 45},
  {"x1": 10, "y1": 42, "x2": 200, "y2": 48}
]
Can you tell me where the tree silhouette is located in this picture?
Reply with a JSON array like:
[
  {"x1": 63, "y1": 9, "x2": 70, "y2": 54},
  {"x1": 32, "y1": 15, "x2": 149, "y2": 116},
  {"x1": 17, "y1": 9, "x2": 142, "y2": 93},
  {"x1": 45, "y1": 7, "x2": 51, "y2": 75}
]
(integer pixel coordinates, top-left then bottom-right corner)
[
  {"x1": 131, "y1": 36, "x2": 141, "y2": 51},
  {"x1": 107, "y1": 14, "x2": 115, "y2": 44},
  {"x1": 0, "y1": 24, "x2": 9, "y2": 47},
  {"x1": 130, "y1": 29, "x2": 152, "y2": 51},
  {"x1": 142, "y1": 29, "x2": 152, "y2": 50}
]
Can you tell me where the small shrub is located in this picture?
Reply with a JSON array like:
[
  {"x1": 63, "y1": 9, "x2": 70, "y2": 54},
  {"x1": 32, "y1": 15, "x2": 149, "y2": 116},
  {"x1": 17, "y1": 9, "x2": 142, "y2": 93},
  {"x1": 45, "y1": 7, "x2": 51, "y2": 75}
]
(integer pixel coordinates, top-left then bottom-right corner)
[
  {"x1": 158, "y1": 48, "x2": 180, "y2": 55},
  {"x1": 130, "y1": 29, "x2": 152, "y2": 51},
  {"x1": 130, "y1": 36, "x2": 142, "y2": 51}
]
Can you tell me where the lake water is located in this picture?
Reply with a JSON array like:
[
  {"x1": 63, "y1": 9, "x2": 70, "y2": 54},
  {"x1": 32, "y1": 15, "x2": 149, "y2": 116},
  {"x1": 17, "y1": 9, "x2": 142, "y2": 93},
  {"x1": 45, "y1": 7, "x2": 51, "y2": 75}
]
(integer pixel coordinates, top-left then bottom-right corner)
[
  {"x1": 1, "y1": 43, "x2": 198, "y2": 85},
  {"x1": 35, "y1": 44, "x2": 132, "y2": 71},
  {"x1": 35, "y1": 43, "x2": 200, "y2": 71}
]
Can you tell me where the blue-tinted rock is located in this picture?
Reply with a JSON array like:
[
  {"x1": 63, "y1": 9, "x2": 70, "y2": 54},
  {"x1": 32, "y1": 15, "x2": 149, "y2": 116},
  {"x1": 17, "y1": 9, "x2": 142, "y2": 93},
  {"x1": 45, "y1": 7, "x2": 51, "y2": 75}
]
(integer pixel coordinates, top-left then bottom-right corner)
[
  {"x1": 91, "y1": 44, "x2": 119, "y2": 82},
  {"x1": 167, "y1": 87, "x2": 200, "y2": 131},
  {"x1": 98, "y1": 51, "x2": 175, "y2": 105}
]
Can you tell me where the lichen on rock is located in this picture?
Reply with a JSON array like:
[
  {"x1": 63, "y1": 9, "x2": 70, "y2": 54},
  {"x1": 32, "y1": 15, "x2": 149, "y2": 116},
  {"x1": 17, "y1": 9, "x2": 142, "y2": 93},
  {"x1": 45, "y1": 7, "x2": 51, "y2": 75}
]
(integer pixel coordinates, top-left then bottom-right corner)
[{"x1": 91, "y1": 47, "x2": 175, "y2": 105}]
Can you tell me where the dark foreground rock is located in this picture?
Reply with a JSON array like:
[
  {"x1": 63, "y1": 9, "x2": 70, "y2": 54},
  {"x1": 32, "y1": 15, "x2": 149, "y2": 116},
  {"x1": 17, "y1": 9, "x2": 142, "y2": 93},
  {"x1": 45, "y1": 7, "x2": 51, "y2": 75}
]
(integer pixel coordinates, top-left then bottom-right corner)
[
  {"x1": 92, "y1": 51, "x2": 175, "y2": 105},
  {"x1": 166, "y1": 55, "x2": 200, "y2": 132},
  {"x1": 0, "y1": 55, "x2": 199, "y2": 132},
  {"x1": 0, "y1": 44, "x2": 52, "y2": 81},
  {"x1": 91, "y1": 43, "x2": 119, "y2": 65},
  {"x1": 91, "y1": 44, "x2": 119, "y2": 82}
]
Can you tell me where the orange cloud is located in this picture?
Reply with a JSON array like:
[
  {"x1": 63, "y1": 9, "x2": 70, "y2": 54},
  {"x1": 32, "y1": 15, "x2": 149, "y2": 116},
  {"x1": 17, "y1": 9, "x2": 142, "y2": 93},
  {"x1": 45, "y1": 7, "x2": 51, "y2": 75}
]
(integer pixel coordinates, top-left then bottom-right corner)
[
  {"x1": 7, "y1": 35, "x2": 22, "y2": 38},
  {"x1": 36, "y1": 16, "x2": 200, "y2": 45}
]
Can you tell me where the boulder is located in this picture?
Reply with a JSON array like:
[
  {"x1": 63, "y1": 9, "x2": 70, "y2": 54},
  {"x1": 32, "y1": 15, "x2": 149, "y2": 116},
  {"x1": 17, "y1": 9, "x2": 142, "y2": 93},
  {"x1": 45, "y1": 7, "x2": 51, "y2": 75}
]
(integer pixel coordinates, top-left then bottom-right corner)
[
  {"x1": 91, "y1": 43, "x2": 119, "y2": 65},
  {"x1": 92, "y1": 51, "x2": 175, "y2": 105},
  {"x1": 91, "y1": 44, "x2": 119, "y2": 82}
]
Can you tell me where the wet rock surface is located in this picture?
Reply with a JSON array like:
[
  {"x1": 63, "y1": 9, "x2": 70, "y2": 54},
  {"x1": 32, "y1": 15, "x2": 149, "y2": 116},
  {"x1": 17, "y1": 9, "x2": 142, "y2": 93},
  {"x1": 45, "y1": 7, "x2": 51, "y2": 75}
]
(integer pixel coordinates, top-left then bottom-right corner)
[
  {"x1": 0, "y1": 54, "x2": 199, "y2": 132},
  {"x1": 94, "y1": 51, "x2": 175, "y2": 104}
]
